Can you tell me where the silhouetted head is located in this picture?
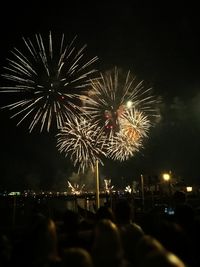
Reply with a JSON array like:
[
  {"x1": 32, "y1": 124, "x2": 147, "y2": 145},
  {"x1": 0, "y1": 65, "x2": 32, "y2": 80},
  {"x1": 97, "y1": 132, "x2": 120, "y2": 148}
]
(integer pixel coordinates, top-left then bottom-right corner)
[
  {"x1": 95, "y1": 206, "x2": 116, "y2": 223},
  {"x1": 114, "y1": 199, "x2": 132, "y2": 224},
  {"x1": 61, "y1": 247, "x2": 93, "y2": 267}
]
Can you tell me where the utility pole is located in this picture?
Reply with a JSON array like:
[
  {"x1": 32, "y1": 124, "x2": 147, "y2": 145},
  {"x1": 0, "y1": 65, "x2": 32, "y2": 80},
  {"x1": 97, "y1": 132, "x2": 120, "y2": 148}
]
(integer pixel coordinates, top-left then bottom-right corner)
[{"x1": 95, "y1": 160, "x2": 100, "y2": 210}]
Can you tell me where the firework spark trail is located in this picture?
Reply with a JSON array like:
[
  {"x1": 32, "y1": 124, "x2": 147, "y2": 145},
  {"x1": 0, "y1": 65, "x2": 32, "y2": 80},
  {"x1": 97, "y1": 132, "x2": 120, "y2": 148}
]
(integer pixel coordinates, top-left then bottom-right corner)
[
  {"x1": 56, "y1": 116, "x2": 107, "y2": 173},
  {"x1": 0, "y1": 31, "x2": 98, "y2": 132}
]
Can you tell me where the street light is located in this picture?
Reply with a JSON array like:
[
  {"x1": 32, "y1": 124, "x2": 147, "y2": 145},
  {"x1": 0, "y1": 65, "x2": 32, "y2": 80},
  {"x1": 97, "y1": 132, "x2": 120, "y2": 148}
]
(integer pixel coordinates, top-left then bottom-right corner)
[
  {"x1": 162, "y1": 172, "x2": 172, "y2": 198},
  {"x1": 163, "y1": 173, "x2": 170, "y2": 182},
  {"x1": 186, "y1": 186, "x2": 192, "y2": 193}
]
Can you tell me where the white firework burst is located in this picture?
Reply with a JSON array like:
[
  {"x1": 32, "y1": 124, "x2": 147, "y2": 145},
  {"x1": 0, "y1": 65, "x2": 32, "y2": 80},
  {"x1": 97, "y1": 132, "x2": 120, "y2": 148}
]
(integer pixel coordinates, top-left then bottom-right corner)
[
  {"x1": 56, "y1": 116, "x2": 107, "y2": 173},
  {"x1": 0, "y1": 31, "x2": 98, "y2": 132},
  {"x1": 67, "y1": 180, "x2": 85, "y2": 195},
  {"x1": 83, "y1": 67, "x2": 160, "y2": 161},
  {"x1": 83, "y1": 66, "x2": 159, "y2": 134},
  {"x1": 119, "y1": 108, "x2": 151, "y2": 141},
  {"x1": 106, "y1": 131, "x2": 142, "y2": 161}
]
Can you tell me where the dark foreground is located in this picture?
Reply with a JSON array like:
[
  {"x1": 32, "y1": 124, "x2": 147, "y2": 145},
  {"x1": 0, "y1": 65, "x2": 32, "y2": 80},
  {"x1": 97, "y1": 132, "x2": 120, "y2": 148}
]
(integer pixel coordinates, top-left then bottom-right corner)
[{"x1": 0, "y1": 191, "x2": 200, "y2": 266}]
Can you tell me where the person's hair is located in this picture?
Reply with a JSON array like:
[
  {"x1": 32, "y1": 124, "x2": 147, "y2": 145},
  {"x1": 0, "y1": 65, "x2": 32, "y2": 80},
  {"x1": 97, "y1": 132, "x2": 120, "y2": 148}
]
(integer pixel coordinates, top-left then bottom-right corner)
[{"x1": 61, "y1": 247, "x2": 93, "y2": 267}]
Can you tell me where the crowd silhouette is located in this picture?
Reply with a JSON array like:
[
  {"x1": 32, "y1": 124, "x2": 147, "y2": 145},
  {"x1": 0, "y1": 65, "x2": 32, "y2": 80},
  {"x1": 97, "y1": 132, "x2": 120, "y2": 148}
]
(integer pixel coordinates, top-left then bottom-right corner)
[{"x1": 1, "y1": 190, "x2": 200, "y2": 267}]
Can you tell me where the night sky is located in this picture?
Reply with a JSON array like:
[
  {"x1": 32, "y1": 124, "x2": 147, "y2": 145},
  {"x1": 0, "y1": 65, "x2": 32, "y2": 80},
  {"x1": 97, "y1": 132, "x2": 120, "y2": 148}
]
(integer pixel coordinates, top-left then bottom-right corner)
[{"x1": 0, "y1": 2, "x2": 200, "y2": 190}]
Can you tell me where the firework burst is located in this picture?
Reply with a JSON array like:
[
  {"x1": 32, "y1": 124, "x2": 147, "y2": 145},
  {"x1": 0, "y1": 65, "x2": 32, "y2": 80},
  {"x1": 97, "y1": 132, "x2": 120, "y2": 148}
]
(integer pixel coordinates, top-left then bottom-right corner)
[
  {"x1": 83, "y1": 67, "x2": 160, "y2": 160},
  {"x1": 106, "y1": 131, "x2": 141, "y2": 161},
  {"x1": 0, "y1": 31, "x2": 98, "y2": 132},
  {"x1": 56, "y1": 116, "x2": 107, "y2": 173},
  {"x1": 106, "y1": 109, "x2": 151, "y2": 161},
  {"x1": 67, "y1": 180, "x2": 85, "y2": 195},
  {"x1": 104, "y1": 179, "x2": 114, "y2": 194},
  {"x1": 119, "y1": 108, "x2": 151, "y2": 141},
  {"x1": 83, "y1": 67, "x2": 159, "y2": 133}
]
